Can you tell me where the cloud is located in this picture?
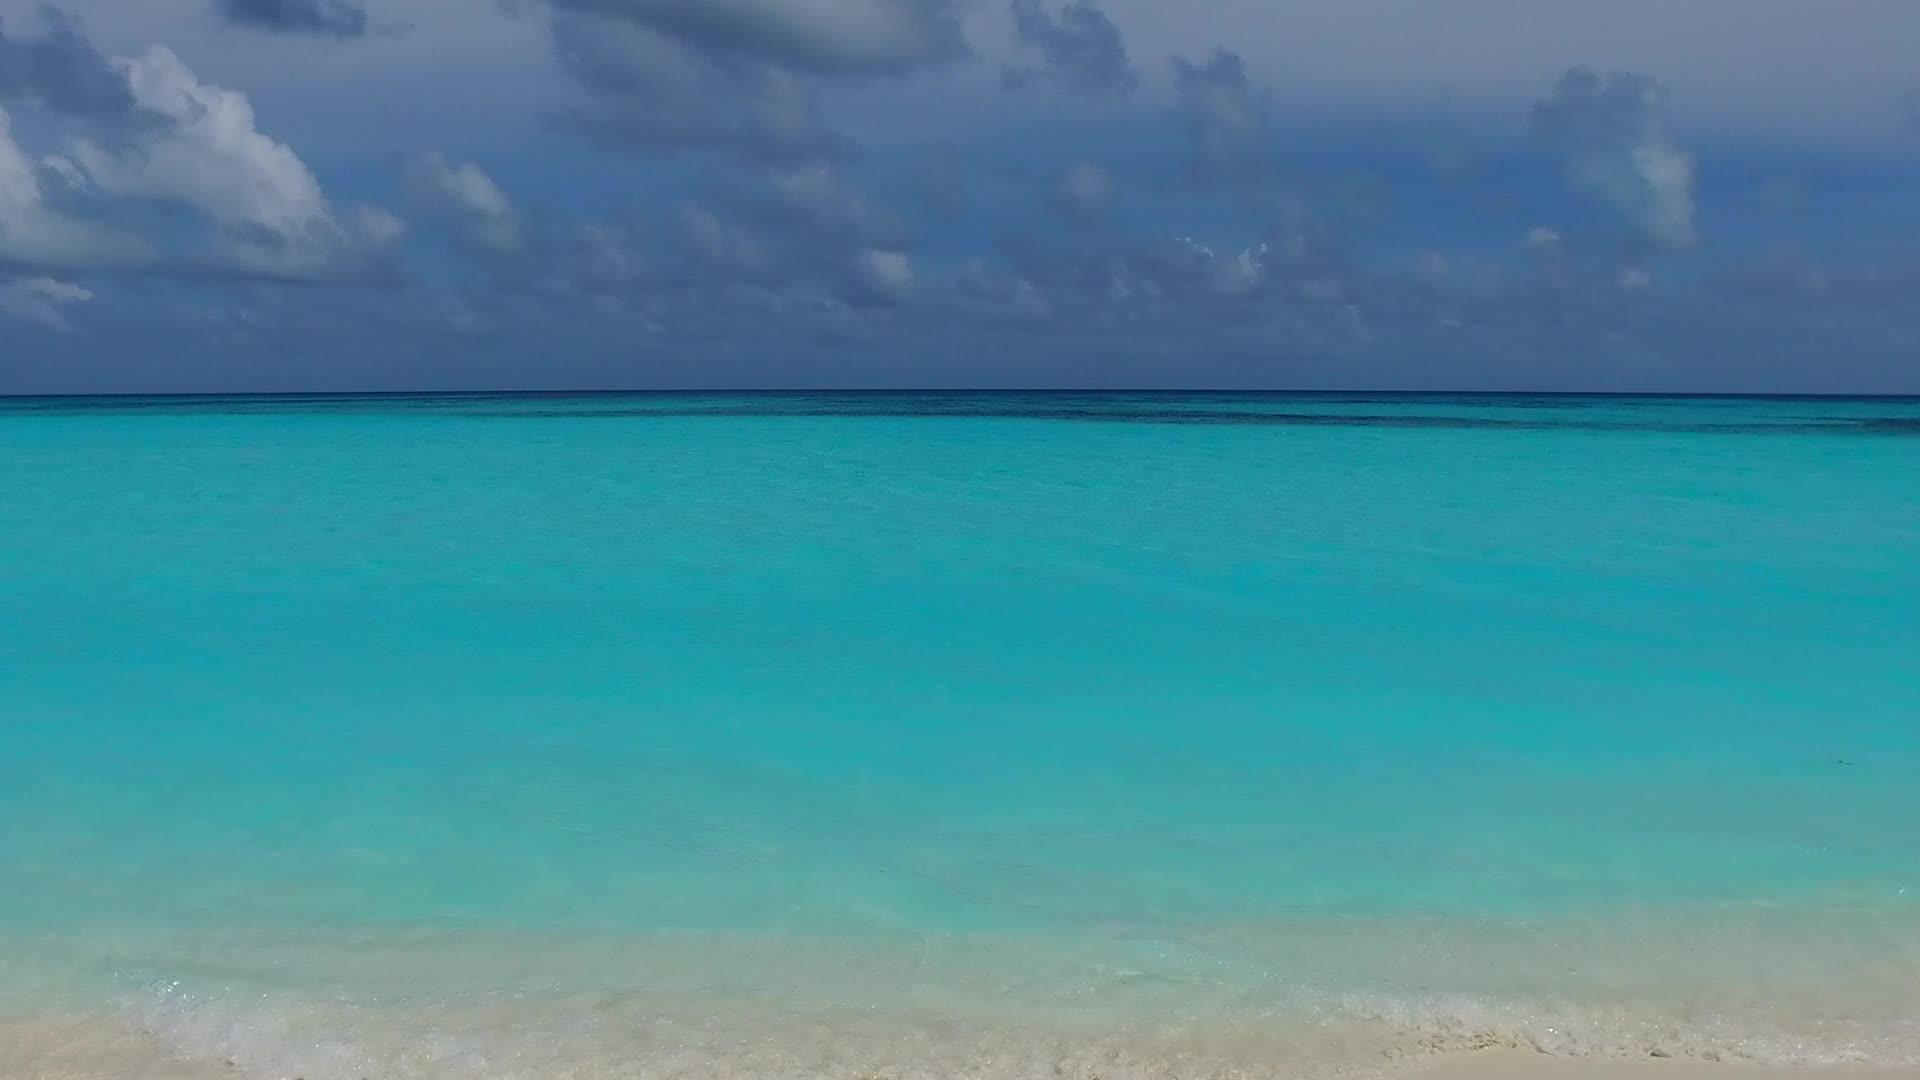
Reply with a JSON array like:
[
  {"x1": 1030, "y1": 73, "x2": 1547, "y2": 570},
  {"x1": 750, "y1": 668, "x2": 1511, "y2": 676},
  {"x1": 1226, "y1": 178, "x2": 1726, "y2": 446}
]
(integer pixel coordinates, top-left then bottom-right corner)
[
  {"x1": 1003, "y1": 0, "x2": 1137, "y2": 97},
  {"x1": 546, "y1": 0, "x2": 969, "y2": 78},
  {"x1": 0, "y1": 106, "x2": 147, "y2": 269},
  {"x1": 1531, "y1": 68, "x2": 1697, "y2": 251},
  {"x1": 992, "y1": 207, "x2": 1286, "y2": 328},
  {"x1": 12, "y1": 1, "x2": 1920, "y2": 395},
  {"x1": 531, "y1": 0, "x2": 962, "y2": 323},
  {"x1": 542, "y1": 0, "x2": 972, "y2": 165},
  {"x1": 1172, "y1": 235, "x2": 1267, "y2": 297},
  {"x1": 0, "y1": 5, "x2": 132, "y2": 115},
  {"x1": 0, "y1": 273, "x2": 91, "y2": 328},
  {"x1": 475, "y1": 156, "x2": 911, "y2": 322},
  {"x1": 1170, "y1": 49, "x2": 1269, "y2": 185},
  {"x1": 409, "y1": 151, "x2": 523, "y2": 253},
  {"x1": 1524, "y1": 225, "x2": 1562, "y2": 250},
  {"x1": 61, "y1": 46, "x2": 402, "y2": 278},
  {"x1": 546, "y1": 8, "x2": 850, "y2": 163},
  {"x1": 680, "y1": 204, "x2": 771, "y2": 278},
  {"x1": 1054, "y1": 160, "x2": 1112, "y2": 216},
  {"x1": 951, "y1": 259, "x2": 1047, "y2": 322},
  {"x1": 759, "y1": 160, "x2": 898, "y2": 243},
  {"x1": 1716, "y1": 247, "x2": 1920, "y2": 311},
  {"x1": 851, "y1": 246, "x2": 913, "y2": 305},
  {"x1": 213, "y1": 0, "x2": 370, "y2": 39},
  {"x1": 963, "y1": 173, "x2": 1676, "y2": 374},
  {"x1": 992, "y1": 2, "x2": 1920, "y2": 150},
  {"x1": 1, "y1": 22, "x2": 402, "y2": 283}
]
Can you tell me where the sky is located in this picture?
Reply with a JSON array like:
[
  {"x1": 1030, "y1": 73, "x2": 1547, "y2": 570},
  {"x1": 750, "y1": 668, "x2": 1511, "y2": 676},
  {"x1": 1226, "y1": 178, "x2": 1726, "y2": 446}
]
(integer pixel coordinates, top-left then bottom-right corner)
[{"x1": 1, "y1": 0, "x2": 1918, "y2": 393}]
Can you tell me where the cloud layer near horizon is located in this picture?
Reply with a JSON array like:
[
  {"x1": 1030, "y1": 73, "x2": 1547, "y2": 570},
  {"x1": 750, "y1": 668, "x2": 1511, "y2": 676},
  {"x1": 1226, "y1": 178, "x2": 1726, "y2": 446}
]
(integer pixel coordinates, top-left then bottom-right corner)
[{"x1": 0, "y1": 0, "x2": 1917, "y2": 393}]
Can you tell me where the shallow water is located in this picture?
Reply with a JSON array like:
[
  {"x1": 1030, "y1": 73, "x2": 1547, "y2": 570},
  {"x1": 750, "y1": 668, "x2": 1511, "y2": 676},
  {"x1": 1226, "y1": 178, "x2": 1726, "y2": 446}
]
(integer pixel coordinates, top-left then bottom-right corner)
[{"x1": 3, "y1": 392, "x2": 1918, "y2": 1078}]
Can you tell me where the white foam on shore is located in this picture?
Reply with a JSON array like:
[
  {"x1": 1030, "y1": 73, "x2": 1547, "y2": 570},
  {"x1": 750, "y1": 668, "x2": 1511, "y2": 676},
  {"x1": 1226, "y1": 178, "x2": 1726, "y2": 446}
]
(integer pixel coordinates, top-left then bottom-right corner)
[
  {"x1": 7, "y1": 909, "x2": 1920, "y2": 1079},
  {"x1": 6, "y1": 981, "x2": 1911, "y2": 1080}
]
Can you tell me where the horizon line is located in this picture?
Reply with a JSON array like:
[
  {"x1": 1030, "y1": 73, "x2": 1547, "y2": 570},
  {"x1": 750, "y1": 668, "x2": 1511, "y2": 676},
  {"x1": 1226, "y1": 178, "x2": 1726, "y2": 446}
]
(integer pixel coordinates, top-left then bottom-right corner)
[{"x1": 7, "y1": 387, "x2": 1920, "y2": 403}]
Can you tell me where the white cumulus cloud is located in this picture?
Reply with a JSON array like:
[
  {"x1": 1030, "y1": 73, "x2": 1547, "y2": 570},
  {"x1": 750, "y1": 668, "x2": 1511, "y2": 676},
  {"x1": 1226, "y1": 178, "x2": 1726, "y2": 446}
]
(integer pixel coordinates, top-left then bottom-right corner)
[
  {"x1": 0, "y1": 107, "x2": 146, "y2": 269},
  {"x1": 1532, "y1": 68, "x2": 1696, "y2": 251},
  {"x1": 409, "y1": 151, "x2": 523, "y2": 253},
  {"x1": 62, "y1": 46, "x2": 402, "y2": 278}
]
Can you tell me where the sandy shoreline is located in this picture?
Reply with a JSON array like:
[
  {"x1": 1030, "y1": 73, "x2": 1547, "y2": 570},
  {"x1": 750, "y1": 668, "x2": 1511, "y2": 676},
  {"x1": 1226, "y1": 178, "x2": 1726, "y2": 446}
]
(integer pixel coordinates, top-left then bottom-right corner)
[
  {"x1": 1415, "y1": 1051, "x2": 1920, "y2": 1080},
  {"x1": 11, "y1": 1014, "x2": 1920, "y2": 1080}
]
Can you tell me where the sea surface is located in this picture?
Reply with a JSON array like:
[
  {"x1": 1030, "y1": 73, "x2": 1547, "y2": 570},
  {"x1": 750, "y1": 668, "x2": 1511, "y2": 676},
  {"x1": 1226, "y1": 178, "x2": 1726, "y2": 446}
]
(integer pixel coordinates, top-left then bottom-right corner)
[{"x1": 3, "y1": 392, "x2": 1918, "y2": 1079}]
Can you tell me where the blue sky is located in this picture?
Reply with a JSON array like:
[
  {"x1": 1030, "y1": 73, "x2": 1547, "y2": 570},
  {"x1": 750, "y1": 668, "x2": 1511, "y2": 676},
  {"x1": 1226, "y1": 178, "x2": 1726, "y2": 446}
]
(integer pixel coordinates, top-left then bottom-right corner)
[{"x1": 1, "y1": 0, "x2": 1917, "y2": 393}]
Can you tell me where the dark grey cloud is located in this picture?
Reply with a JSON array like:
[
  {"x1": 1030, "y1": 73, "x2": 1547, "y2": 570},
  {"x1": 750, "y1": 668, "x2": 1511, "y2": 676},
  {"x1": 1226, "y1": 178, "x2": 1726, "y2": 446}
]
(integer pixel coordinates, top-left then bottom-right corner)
[
  {"x1": 0, "y1": 274, "x2": 92, "y2": 329},
  {"x1": 1170, "y1": 49, "x2": 1270, "y2": 185},
  {"x1": 1002, "y1": 0, "x2": 1137, "y2": 97},
  {"x1": 18, "y1": 197, "x2": 1920, "y2": 392},
  {"x1": 986, "y1": 179, "x2": 1305, "y2": 328},
  {"x1": 548, "y1": 0, "x2": 969, "y2": 78},
  {"x1": 533, "y1": 0, "x2": 953, "y2": 318},
  {"x1": 1716, "y1": 247, "x2": 1920, "y2": 316},
  {"x1": 214, "y1": 0, "x2": 370, "y2": 38},
  {"x1": 6, "y1": 0, "x2": 1912, "y2": 393},
  {"x1": 540, "y1": 0, "x2": 970, "y2": 161},
  {"x1": 0, "y1": 6, "x2": 133, "y2": 115},
  {"x1": 1531, "y1": 68, "x2": 1696, "y2": 251},
  {"x1": 547, "y1": 9, "x2": 851, "y2": 163},
  {"x1": 950, "y1": 259, "x2": 1047, "y2": 323},
  {"x1": 532, "y1": 0, "x2": 978, "y2": 317},
  {"x1": 682, "y1": 162, "x2": 912, "y2": 305},
  {"x1": 906, "y1": 165, "x2": 1771, "y2": 387},
  {"x1": 29, "y1": 260, "x2": 1917, "y2": 394},
  {"x1": 950, "y1": 224, "x2": 1365, "y2": 372},
  {"x1": 432, "y1": 155, "x2": 918, "y2": 328},
  {"x1": 422, "y1": 206, "x2": 662, "y2": 321}
]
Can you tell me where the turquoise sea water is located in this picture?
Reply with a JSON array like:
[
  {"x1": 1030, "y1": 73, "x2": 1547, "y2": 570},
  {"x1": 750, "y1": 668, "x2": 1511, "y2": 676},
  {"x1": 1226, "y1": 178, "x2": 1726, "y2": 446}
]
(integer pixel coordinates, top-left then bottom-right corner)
[{"x1": 3, "y1": 392, "x2": 1919, "y2": 1079}]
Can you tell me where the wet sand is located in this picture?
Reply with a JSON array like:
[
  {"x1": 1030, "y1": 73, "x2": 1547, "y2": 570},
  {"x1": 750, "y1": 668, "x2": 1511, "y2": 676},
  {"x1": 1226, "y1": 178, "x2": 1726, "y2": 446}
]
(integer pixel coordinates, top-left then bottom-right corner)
[{"x1": 1416, "y1": 1051, "x2": 1920, "y2": 1080}]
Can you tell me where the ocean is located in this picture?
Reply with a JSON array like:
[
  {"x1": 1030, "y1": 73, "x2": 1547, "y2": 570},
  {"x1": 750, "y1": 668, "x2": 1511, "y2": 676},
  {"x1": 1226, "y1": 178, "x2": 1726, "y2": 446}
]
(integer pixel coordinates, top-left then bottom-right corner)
[{"x1": 3, "y1": 392, "x2": 1918, "y2": 1079}]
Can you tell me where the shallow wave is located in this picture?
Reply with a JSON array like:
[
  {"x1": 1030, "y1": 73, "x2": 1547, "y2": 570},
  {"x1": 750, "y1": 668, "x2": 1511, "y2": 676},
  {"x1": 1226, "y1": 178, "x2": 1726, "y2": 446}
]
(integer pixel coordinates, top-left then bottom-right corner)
[
  {"x1": 7, "y1": 912, "x2": 1920, "y2": 1079},
  {"x1": 7, "y1": 983, "x2": 1917, "y2": 1080}
]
